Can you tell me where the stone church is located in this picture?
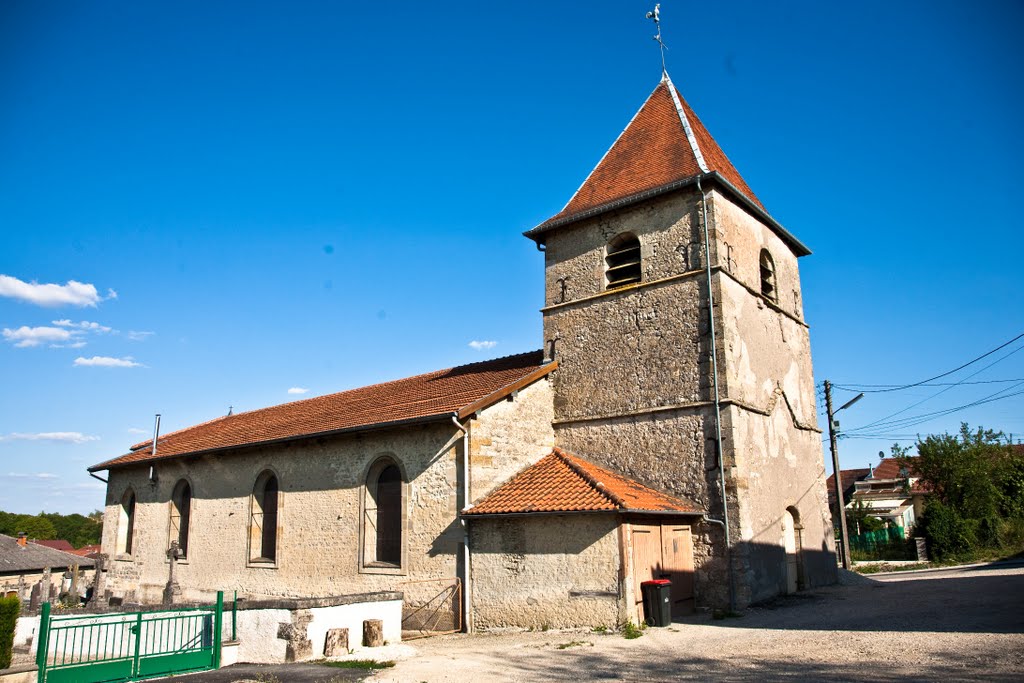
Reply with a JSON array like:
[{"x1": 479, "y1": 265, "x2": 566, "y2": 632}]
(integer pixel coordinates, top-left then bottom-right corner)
[{"x1": 90, "y1": 70, "x2": 836, "y2": 630}]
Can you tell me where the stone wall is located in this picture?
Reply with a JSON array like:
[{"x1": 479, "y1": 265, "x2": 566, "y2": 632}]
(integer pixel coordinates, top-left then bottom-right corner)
[
  {"x1": 470, "y1": 514, "x2": 620, "y2": 629},
  {"x1": 99, "y1": 376, "x2": 554, "y2": 615},
  {"x1": 539, "y1": 184, "x2": 835, "y2": 609}
]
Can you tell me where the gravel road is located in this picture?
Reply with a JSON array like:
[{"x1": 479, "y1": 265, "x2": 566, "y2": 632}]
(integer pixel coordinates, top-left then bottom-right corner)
[{"x1": 371, "y1": 561, "x2": 1024, "y2": 683}]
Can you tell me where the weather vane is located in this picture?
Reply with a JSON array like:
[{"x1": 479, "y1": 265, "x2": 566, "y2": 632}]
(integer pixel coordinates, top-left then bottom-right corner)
[{"x1": 647, "y1": 3, "x2": 668, "y2": 74}]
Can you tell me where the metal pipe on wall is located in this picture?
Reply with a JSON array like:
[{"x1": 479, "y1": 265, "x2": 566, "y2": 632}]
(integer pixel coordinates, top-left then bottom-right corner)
[
  {"x1": 697, "y1": 175, "x2": 736, "y2": 613},
  {"x1": 452, "y1": 414, "x2": 473, "y2": 633}
]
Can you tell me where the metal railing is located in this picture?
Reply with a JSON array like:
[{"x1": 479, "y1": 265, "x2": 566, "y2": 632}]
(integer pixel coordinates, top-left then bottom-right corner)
[
  {"x1": 36, "y1": 591, "x2": 225, "y2": 683},
  {"x1": 400, "y1": 577, "x2": 461, "y2": 640}
]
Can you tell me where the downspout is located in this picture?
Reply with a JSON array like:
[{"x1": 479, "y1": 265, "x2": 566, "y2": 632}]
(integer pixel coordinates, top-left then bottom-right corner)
[
  {"x1": 452, "y1": 414, "x2": 472, "y2": 633},
  {"x1": 89, "y1": 472, "x2": 108, "y2": 484},
  {"x1": 697, "y1": 175, "x2": 736, "y2": 613}
]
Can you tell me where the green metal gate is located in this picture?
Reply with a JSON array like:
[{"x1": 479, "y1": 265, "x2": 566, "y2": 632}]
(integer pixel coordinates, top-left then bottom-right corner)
[{"x1": 36, "y1": 592, "x2": 224, "y2": 683}]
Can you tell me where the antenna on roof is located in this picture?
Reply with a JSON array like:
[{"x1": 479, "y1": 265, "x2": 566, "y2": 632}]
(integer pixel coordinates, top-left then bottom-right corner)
[{"x1": 646, "y1": 3, "x2": 668, "y2": 75}]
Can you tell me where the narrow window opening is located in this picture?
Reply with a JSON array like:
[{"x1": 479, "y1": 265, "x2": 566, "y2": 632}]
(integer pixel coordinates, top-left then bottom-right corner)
[
  {"x1": 375, "y1": 465, "x2": 402, "y2": 565},
  {"x1": 118, "y1": 490, "x2": 136, "y2": 556},
  {"x1": 759, "y1": 249, "x2": 777, "y2": 302},
  {"x1": 250, "y1": 472, "x2": 279, "y2": 563},
  {"x1": 605, "y1": 233, "x2": 641, "y2": 289},
  {"x1": 170, "y1": 480, "x2": 192, "y2": 558}
]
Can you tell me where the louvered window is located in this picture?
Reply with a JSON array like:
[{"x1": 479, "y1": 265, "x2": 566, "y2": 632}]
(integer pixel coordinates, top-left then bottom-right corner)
[
  {"x1": 759, "y1": 249, "x2": 777, "y2": 302},
  {"x1": 605, "y1": 233, "x2": 641, "y2": 289}
]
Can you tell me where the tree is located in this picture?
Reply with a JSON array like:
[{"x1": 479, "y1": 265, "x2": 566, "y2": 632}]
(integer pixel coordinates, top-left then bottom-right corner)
[{"x1": 898, "y1": 424, "x2": 1024, "y2": 559}]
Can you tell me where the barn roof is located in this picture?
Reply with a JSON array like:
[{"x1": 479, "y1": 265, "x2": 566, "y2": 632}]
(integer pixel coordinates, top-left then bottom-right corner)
[
  {"x1": 464, "y1": 448, "x2": 703, "y2": 517},
  {"x1": 91, "y1": 351, "x2": 555, "y2": 472},
  {"x1": 0, "y1": 534, "x2": 95, "y2": 575}
]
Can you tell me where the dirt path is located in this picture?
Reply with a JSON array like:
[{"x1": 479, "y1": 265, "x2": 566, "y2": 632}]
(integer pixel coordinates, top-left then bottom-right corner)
[{"x1": 372, "y1": 562, "x2": 1024, "y2": 682}]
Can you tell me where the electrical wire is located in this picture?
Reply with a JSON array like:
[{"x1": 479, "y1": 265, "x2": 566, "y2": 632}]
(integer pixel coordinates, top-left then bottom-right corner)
[{"x1": 831, "y1": 331, "x2": 1024, "y2": 394}]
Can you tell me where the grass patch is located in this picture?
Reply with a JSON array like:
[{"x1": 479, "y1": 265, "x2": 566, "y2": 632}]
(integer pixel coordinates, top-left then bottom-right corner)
[
  {"x1": 556, "y1": 640, "x2": 592, "y2": 650},
  {"x1": 591, "y1": 625, "x2": 608, "y2": 633},
  {"x1": 854, "y1": 562, "x2": 930, "y2": 575},
  {"x1": 319, "y1": 659, "x2": 396, "y2": 670},
  {"x1": 621, "y1": 620, "x2": 644, "y2": 639}
]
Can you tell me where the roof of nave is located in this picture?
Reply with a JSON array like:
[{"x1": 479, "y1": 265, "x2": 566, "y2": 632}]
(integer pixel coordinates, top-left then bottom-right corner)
[{"x1": 90, "y1": 350, "x2": 555, "y2": 472}]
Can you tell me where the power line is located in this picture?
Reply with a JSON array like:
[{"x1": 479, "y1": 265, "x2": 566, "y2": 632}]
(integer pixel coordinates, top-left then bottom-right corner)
[
  {"x1": 845, "y1": 383, "x2": 1024, "y2": 435},
  {"x1": 843, "y1": 344, "x2": 1024, "y2": 436},
  {"x1": 832, "y1": 331, "x2": 1024, "y2": 394},
  {"x1": 833, "y1": 378, "x2": 1024, "y2": 390}
]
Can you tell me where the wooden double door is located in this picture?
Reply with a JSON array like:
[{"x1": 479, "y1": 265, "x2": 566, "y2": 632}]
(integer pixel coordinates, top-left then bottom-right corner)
[{"x1": 630, "y1": 522, "x2": 696, "y2": 620}]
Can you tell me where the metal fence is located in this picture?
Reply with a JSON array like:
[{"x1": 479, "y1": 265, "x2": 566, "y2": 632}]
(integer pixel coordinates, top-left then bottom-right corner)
[
  {"x1": 36, "y1": 592, "x2": 225, "y2": 683},
  {"x1": 400, "y1": 577, "x2": 461, "y2": 640}
]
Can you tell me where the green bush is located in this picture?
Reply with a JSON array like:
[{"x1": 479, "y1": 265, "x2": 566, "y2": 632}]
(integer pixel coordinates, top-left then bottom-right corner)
[
  {"x1": 0, "y1": 594, "x2": 19, "y2": 670},
  {"x1": 920, "y1": 500, "x2": 976, "y2": 560}
]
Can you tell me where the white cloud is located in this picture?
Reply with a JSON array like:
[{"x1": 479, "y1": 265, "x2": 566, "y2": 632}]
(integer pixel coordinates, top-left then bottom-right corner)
[
  {"x1": 127, "y1": 427, "x2": 148, "y2": 435},
  {"x1": 468, "y1": 340, "x2": 498, "y2": 350},
  {"x1": 3, "y1": 326, "x2": 72, "y2": 347},
  {"x1": 0, "y1": 431, "x2": 99, "y2": 444},
  {"x1": 52, "y1": 319, "x2": 113, "y2": 333},
  {"x1": 287, "y1": 387, "x2": 310, "y2": 395},
  {"x1": 3, "y1": 472, "x2": 59, "y2": 480},
  {"x1": 126, "y1": 330, "x2": 154, "y2": 341},
  {"x1": 73, "y1": 355, "x2": 143, "y2": 368},
  {"x1": 0, "y1": 274, "x2": 115, "y2": 307}
]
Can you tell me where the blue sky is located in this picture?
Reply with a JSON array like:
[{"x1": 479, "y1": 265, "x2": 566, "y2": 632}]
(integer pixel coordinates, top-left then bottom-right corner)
[{"x1": 1, "y1": 1, "x2": 1022, "y2": 514}]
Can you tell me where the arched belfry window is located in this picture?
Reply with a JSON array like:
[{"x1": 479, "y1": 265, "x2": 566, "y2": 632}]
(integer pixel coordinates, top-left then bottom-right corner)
[
  {"x1": 605, "y1": 233, "x2": 641, "y2": 289},
  {"x1": 759, "y1": 249, "x2": 777, "y2": 302},
  {"x1": 362, "y1": 458, "x2": 406, "y2": 571},
  {"x1": 117, "y1": 489, "x2": 136, "y2": 556},
  {"x1": 250, "y1": 471, "x2": 279, "y2": 564},
  {"x1": 170, "y1": 480, "x2": 192, "y2": 559}
]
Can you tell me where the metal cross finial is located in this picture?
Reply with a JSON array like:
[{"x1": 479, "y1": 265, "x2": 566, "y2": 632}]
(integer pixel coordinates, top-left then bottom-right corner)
[{"x1": 647, "y1": 3, "x2": 668, "y2": 75}]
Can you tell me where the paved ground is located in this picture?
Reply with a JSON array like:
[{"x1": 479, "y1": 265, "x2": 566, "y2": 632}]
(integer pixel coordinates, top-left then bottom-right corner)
[
  {"x1": 156, "y1": 560, "x2": 1024, "y2": 682},
  {"x1": 372, "y1": 561, "x2": 1024, "y2": 683}
]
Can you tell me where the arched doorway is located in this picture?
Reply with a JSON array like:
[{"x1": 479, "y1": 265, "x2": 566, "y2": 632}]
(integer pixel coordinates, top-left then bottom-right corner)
[{"x1": 782, "y1": 507, "x2": 804, "y2": 594}]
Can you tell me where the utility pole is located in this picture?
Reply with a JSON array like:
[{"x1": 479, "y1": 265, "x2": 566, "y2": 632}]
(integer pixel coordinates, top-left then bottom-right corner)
[{"x1": 824, "y1": 380, "x2": 852, "y2": 570}]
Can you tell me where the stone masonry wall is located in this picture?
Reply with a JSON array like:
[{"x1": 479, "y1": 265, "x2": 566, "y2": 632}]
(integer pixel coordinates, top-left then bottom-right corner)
[
  {"x1": 539, "y1": 184, "x2": 834, "y2": 609},
  {"x1": 470, "y1": 514, "x2": 620, "y2": 629},
  {"x1": 98, "y1": 377, "x2": 556, "y2": 614}
]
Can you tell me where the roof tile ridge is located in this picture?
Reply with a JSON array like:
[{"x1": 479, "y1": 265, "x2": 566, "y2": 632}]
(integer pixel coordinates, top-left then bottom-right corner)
[
  {"x1": 552, "y1": 448, "x2": 627, "y2": 509},
  {"x1": 131, "y1": 349, "x2": 545, "y2": 450},
  {"x1": 663, "y1": 73, "x2": 710, "y2": 174},
  {"x1": 130, "y1": 414, "x2": 231, "y2": 451},
  {"x1": 553, "y1": 78, "x2": 667, "y2": 216}
]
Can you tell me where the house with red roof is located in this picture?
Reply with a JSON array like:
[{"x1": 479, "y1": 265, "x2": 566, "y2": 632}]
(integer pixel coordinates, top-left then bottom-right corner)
[
  {"x1": 89, "y1": 66, "x2": 835, "y2": 629},
  {"x1": 828, "y1": 458, "x2": 928, "y2": 535}
]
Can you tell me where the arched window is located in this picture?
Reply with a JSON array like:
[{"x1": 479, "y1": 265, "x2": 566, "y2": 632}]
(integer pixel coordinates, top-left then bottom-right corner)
[
  {"x1": 605, "y1": 233, "x2": 641, "y2": 289},
  {"x1": 250, "y1": 471, "x2": 279, "y2": 564},
  {"x1": 759, "y1": 249, "x2": 777, "y2": 302},
  {"x1": 170, "y1": 480, "x2": 192, "y2": 559},
  {"x1": 117, "y1": 489, "x2": 136, "y2": 556},
  {"x1": 362, "y1": 458, "x2": 405, "y2": 570}
]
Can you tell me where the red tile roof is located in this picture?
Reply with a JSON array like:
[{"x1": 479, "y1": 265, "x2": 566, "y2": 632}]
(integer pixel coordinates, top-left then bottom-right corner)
[
  {"x1": 91, "y1": 351, "x2": 555, "y2": 471},
  {"x1": 31, "y1": 539, "x2": 75, "y2": 552},
  {"x1": 464, "y1": 448, "x2": 702, "y2": 516},
  {"x1": 530, "y1": 74, "x2": 762, "y2": 235}
]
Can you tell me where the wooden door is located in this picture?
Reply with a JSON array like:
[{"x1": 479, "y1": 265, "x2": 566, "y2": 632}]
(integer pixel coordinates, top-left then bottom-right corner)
[
  {"x1": 661, "y1": 524, "x2": 695, "y2": 617},
  {"x1": 629, "y1": 522, "x2": 696, "y2": 621}
]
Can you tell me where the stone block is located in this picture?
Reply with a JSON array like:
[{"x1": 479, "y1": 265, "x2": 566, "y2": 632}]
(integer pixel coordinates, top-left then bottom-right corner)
[
  {"x1": 323, "y1": 628, "x2": 349, "y2": 657},
  {"x1": 362, "y1": 619, "x2": 384, "y2": 647}
]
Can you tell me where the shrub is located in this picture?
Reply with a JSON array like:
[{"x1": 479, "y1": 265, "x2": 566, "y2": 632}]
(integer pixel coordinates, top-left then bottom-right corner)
[
  {"x1": 920, "y1": 500, "x2": 976, "y2": 560},
  {"x1": 0, "y1": 594, "x2": 19, "y2": 670}
]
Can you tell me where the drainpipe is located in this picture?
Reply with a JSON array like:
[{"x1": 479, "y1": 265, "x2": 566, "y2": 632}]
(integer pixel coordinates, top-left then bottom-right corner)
[
  {"x1": 451, "y1": 414, "x2": 472, "y2": 633},
  {"x1": 697, "y1": 175, "x2": 736, "y2": 613}
]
